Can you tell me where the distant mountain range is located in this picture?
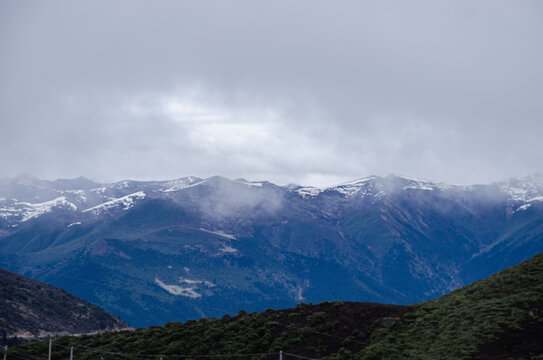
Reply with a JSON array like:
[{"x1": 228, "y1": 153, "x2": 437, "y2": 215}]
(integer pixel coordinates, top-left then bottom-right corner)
[
  {"x1": 0, "y1": 174, "x2": 542, "y2": 327},
  {"x1": 0, "y1": 267, "x2": 126, "y2": 344}
]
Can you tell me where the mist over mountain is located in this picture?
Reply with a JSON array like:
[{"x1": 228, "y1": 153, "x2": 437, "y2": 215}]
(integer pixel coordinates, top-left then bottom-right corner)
[{"x1": 1, "y1": 174, "x2": 542, "y2": 327}]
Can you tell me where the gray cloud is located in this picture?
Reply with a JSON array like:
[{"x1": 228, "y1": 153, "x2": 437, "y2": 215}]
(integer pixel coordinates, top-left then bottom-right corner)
[{"x1": 1, "y1": 0, "x2": 542, "y2": 186}]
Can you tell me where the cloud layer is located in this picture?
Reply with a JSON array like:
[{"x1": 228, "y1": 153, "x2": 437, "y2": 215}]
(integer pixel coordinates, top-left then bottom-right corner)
[{"x1": 1, "y1": 0, "x2": 542, "y2": 185}]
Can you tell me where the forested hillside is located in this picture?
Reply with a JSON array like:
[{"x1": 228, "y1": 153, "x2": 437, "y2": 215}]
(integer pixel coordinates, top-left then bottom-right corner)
[{"x1": 8, "y1": 253, "x2": 543, "y2": 359}]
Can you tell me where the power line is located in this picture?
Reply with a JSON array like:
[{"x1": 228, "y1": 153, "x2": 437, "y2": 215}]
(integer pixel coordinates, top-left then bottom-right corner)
[
  {"x1": 54, "y1": 343, "x2": 306, "y2": 360},
  {"x1": 282, "y1": 353, "x2": 318, "y2": 360}
]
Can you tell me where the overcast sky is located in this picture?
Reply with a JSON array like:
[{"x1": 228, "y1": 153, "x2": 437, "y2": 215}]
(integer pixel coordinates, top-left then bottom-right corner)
[{"x1": 1, "y1": 0, "x2": 542, "y2": 186}]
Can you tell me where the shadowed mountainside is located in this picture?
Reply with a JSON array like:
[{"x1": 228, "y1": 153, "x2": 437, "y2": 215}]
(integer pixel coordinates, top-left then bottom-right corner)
[
  {"x1": 8, "y1": 253, "x2": 543, "y2": 359},
  {"x1": 0, "y1": 268, "x2": 127, "y2": 344}
]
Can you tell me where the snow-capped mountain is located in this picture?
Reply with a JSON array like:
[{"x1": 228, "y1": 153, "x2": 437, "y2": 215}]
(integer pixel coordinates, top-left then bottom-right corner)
[
  {"x1": 1, "y1": 174, "x2": 542, "y2": 327},
  {"x1": 3, "y1": 174, "x2": 541, "y2": 226},
  {"x1": 0, "y1": 176, "x2": 205, "y2": 226},
  {"x1": 295, "y1": 175, "x2": 461, "y2": 198},
  {"x1": 81, "y1": 191, "x2": 146, "y2": 215},
  {"x1": 494, "y1": 174, "x2": 543, "y2": 212}
]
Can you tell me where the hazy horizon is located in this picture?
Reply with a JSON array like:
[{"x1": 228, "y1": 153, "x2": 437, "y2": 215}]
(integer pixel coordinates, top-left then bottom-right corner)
[{"x1": 4, "y1": 171, "x2": 543, "y2": 188}]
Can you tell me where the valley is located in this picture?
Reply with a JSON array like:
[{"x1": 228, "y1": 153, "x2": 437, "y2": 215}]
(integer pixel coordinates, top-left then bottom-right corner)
[{"x1": 8, "y1": 253, "x2": 543, "y2": 359}]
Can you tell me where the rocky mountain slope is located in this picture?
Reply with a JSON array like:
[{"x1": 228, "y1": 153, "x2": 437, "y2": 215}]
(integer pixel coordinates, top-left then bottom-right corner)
[
  {"x1": 9, "y1": 253, "x2": 543, "y2": 360},
  {"x1": 0, "y1": 268, "x2": 127, "y2": 344},
  {"x1": 0, "y1": 174, "x2": 542, "y2": 326}
]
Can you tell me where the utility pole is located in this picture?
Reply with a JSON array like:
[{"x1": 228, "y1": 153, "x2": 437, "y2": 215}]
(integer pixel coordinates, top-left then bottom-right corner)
[
  {"x1": 69, "y1": 347, "x2": 73, "y2": 360},
  {"x1": 3, "y1": 345, "x2": 7, "y2": 360},
  {"x1": 48, "y1": 337, "x2": 52, "y2": 360},
  {"x1": 280, "y1": 350, "x2": 283, "y2": 360}
]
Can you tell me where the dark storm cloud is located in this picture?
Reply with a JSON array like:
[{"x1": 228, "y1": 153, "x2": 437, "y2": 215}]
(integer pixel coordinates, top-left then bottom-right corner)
[{"x1": 1, "y1": 0, "x2": 542, "y2": 185}]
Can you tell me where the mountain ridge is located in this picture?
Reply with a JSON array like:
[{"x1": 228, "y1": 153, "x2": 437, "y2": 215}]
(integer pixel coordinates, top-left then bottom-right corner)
[{"x1": 1, "y1": 174, "x2": 542, "y2": 326}]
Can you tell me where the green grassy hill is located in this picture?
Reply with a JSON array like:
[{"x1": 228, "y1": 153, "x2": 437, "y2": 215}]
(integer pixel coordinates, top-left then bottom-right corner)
[
  {"x1": 356, "y1": 252, "x2": 543, "y2": 360},
  {"x1": 8, "y1": 253, "x2": 543, "y2": 360}
]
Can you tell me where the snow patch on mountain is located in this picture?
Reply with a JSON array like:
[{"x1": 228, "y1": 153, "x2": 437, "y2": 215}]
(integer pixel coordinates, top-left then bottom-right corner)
[
  {"x1": 0, "y1": 205, "x2": 20, "y2": 219},
  {"x1": 161, "y1": 177, "x2": 204, "y2": 192},
  {"x1": 403, "y1": 185, "x2": 434, "y2": 191},
  {"x1": 402, "y1": 179, "x2": 437, "y2": 191},
  {"x1": 234, "y1": 179, "x2": 264, "y2": 187},
  {"x1": 90, "y1": 187, "x2": 107, "y2": 194},
  {"x1": 82, "y1": 191, "x2": 145, "y2": 214},
  {"x1": 515, "y1": 196, "x2": 543, "y2": 212},
  {"x1": 154, "y1": 278, "x2": 201, "y2": 298},
  {"x1": 394, "y1": 175, "x2": 460, "y2": 192},
  {"x1": 0, "y1": 196, "x2": 73, "y2": 222},
  {"x1": 296, "y1": 177, "x2": 378, "y2": 198},
  {"x1": 499, "y1": 175, "x2": 543, "y2": 202},
  {"x1": 18, "y1": 197, "x2": 77, "y2": 222},
  {"x1": 295, "y1": 187, "x2": 323, "y2": 198},
  {"x1": 296, "y1": 175, "x2": 462, "y2": 198},
  {"x1": 218, "y1": 245, "x2": 238, "y2": 253},
  {"x1": 200, "y1": 228, "x2": 237, "y2": 240},
  {"x1": 179, "y1": 277, "x2": 215, "y2": 287},
  {"x1": 505, "y1": 186, "x2": 532, "y2": 202}
]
